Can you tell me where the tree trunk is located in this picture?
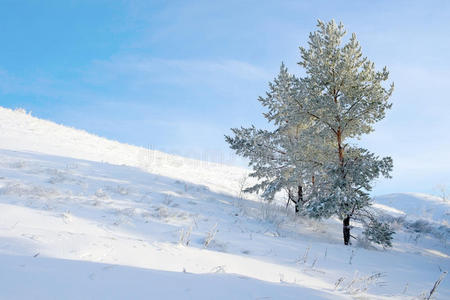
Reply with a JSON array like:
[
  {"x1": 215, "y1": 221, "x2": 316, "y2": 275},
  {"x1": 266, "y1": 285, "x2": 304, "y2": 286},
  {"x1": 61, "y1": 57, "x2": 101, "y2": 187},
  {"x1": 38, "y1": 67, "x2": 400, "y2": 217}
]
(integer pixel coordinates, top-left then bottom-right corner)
[
  {"x1": 337, "y1": 128, "x2": 344, "y2": 169},
  {"x1": 337, "y1": 128, "x2": 350, "y2": 245},
  {"x1": 286, "y1": 189, "x2": 293, "y2": 209},
  {"x1": 296, "y1": 185, "x2": 303, "y2": 214},
  {"x1": 343, "y1": 216, "x2": 351, "y2": 245}
]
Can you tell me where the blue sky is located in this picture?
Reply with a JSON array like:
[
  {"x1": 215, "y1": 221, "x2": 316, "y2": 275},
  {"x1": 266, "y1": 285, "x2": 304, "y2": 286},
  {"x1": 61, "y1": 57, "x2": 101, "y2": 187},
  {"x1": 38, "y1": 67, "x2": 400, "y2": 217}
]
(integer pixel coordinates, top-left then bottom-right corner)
[{"x1": 1, "y1": 0, "x2": 449, "y2": 196}]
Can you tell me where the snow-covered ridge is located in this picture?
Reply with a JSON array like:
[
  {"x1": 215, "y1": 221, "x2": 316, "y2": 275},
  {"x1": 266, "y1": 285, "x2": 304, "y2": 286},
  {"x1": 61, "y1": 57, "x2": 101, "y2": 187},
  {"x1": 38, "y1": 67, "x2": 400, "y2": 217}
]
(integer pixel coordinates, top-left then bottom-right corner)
[
  {"x1": 374, "y1": 193, "x2": 449, "y2": 224},
  {"x1": 374, "y1": 193, "x2": 450, "y2": 243},
  {"x1": 0, "y1": 106, "x2": 248, "y2": 196}
]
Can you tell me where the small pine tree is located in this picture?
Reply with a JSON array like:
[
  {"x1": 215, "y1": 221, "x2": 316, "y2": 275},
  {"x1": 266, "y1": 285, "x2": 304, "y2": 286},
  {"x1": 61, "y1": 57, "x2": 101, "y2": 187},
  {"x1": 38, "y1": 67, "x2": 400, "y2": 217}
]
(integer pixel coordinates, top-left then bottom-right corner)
[{"x1": 362, "y1": 218, "x2": 395, "y2": 248}]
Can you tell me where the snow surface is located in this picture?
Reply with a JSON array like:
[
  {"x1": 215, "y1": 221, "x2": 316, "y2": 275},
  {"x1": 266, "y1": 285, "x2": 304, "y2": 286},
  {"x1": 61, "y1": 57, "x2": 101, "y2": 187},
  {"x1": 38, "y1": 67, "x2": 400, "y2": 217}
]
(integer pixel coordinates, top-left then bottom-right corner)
[
  {"x1": 374, "y1": 193, "x2": 450, "y2": 224},
  {"x1": 0, "y1": 106, "x2": 448, "y2": 299}
]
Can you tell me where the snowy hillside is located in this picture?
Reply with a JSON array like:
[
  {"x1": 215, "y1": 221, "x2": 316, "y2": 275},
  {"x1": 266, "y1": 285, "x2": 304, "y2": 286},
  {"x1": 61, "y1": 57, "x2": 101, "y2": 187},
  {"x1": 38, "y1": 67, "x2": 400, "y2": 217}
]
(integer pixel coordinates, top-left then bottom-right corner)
[
  {"x1": 0, "y1": 107, "x2": 448, "y2": 299},
  {"x1": 374, "y1": 193, "x2": 449, "y2": 224},
  {"x1": 0, "y1": 107, "x2": 248, "y2": 198}
]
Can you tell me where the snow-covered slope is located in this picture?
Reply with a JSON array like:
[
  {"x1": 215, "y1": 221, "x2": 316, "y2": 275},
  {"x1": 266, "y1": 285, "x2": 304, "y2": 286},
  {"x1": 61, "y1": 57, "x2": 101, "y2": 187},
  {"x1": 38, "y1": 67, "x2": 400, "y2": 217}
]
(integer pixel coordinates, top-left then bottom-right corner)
[
  {"x1": 0, "y1": 107, "x2": 248, "y2": 198},
  {"x1": 0, "y1": 107, "x2": 448, "y2": 299},
  {"x1": 374, "y1": 193, "x2": 449, "y2": 224}
]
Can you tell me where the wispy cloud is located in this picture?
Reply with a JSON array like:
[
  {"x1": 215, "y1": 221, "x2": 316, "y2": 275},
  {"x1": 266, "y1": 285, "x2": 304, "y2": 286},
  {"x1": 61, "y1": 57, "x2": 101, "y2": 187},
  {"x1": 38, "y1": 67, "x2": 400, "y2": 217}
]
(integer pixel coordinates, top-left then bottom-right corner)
[{"x1": 83, "y1": 56, "x2": 270, "y2": 89}]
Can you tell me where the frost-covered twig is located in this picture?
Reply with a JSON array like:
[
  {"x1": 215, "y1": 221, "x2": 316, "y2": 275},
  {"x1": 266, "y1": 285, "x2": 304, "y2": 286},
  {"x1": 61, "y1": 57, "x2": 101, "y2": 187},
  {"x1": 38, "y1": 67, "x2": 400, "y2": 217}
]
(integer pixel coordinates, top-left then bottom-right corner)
[
  {"x1": 300, "y1": 246, "x2": 311, "y2": 264},
  {"x1": 349, "y1": 249, "x2": 355, "y2": 265},
  {"x1": 425, "y1": 271, "x2": 447, "y2": 300},
  {"x1": 179, "y1": 227, "x2": 191, "y2": 246},
  {"x1": 403, "y1": 282, "x2": 408, "y2": 294},
  {"x1": 210, "y1": 265, "x2": 226, "y2": 273},
  {"x1": 343, "y1": 271, "x2": 386, "y2": 294},
  {"x1": 204, "y1": 223, "x2": 218, "y2": 248},
  {"x1": 335, "y1": 277, "x2": 345, "y2": 290},
  {"x1": 311, "y1": 257, "x2": 318, "y2": 268}
]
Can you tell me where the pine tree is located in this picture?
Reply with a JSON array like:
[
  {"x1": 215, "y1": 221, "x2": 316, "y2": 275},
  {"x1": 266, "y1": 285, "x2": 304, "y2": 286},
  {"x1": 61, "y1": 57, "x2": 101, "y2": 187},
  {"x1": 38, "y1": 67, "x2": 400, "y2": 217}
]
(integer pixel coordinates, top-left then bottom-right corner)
[
  {"x1": 292, "y1": 20, "x2": 394, "y2": 246},
  {"x1": 226, "y1": 20, "x2": 395, "y2": 247},
  {"x1": 225, "y1": 64, "x2": 314, "y2": 212}
]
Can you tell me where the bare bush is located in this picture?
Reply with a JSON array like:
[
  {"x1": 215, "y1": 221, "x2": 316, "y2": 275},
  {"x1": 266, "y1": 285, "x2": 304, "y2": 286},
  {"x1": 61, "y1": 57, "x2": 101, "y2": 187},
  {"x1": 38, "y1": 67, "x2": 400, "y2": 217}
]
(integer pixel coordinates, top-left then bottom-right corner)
[{"x1": 336, "y1": 271, "x2": 386, "y2": 294}]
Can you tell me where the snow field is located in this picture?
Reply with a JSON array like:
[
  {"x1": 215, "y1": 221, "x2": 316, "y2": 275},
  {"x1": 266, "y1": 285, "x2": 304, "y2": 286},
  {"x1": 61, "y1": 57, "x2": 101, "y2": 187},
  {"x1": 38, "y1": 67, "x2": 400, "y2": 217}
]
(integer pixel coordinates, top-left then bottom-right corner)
[{"x1": 0, "y1": 106, "x2": 448, "y2": 299}]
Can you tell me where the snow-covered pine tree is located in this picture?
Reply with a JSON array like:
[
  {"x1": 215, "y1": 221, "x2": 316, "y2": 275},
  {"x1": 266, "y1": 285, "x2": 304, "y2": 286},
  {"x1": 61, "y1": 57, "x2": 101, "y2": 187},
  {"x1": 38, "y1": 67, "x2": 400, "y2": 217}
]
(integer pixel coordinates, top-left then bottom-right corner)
[
  {"x1": 225, "y1": 64, "x2": 315, "y2": 213},
  {"x1": 288, "y1": 20, "x2": 394, "y2": 246},
  {"x1": 226, "y1": 20, "x2": 395, "y2": 247}
]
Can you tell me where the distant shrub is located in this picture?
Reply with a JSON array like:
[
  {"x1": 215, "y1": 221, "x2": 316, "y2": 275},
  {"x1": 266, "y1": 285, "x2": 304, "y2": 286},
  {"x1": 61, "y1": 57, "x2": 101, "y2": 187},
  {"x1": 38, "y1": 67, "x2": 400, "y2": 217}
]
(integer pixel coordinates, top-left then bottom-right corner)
[
  {"x1": 362, "y1": 218, "x2": 395, "y2": 248},
  {"x1": 14, "y1": 107, "x2": 32, "y2": 115}
]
